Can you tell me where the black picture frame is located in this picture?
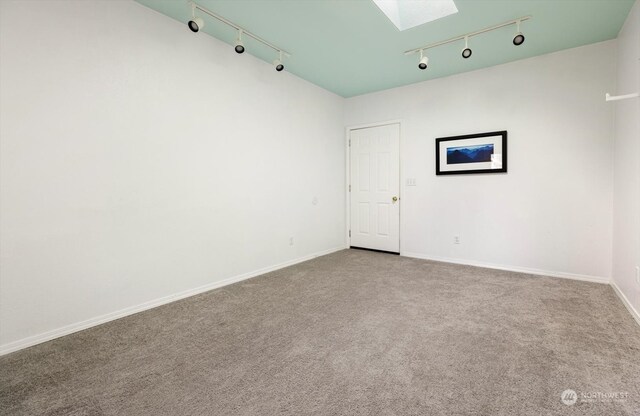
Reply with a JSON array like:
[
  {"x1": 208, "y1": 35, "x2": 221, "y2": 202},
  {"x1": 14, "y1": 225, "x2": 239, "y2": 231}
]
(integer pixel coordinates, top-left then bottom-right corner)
[{"x1": 435, "y1": 130, "x2": 508, "y2": 175}]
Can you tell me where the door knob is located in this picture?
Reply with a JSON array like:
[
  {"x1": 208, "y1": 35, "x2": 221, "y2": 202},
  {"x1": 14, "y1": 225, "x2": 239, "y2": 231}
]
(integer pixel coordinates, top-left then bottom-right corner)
[{"x1": 392, "y1": 196, "x2": 398, "y2": 203}]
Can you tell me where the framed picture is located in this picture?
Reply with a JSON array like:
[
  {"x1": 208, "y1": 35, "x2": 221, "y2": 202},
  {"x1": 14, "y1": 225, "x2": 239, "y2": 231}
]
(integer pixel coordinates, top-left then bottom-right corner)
[{"x1": 435, "y1": 131, "x2": 507, "y2": 175}]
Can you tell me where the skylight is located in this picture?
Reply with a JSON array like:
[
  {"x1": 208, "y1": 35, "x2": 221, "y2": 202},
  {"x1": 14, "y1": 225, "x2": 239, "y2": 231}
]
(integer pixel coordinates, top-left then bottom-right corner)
[{"x1": 372, "y1": 0, "x2": 458, "y2": 31}]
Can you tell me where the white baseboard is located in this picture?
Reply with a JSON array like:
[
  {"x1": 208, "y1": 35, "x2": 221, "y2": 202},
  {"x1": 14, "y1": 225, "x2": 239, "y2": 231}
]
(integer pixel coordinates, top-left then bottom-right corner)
[
  {"x1": 610, "y1": 280, "x2": 640, "y2": 327},
  {"x1": 0, "y1": 245, "x2": 347, "y2": 356},
  {"x1": 401, "y1": 252, "x2": 610, "y2": 284}
]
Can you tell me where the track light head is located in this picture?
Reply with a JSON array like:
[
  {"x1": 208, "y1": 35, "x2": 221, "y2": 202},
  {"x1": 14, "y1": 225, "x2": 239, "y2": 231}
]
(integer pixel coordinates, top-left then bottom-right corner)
[
  {"x1": 417, "y1": 50, "x2": 429, "y2": 70},
  {"x1": 512, "y1": 32, "x2": 525, "y2": 46},
  {"x1": 461, "y1": 36, "x2": 472, "y2": 58},
  {"x1": 273, "y1": 51, "x2": 285, "y2": 72},
  {"x1": 418, "y1": 56, "x2": 428, "y2": 70},
  {"x1": 234, "y1": 29, "x2": 245, "y2": 54},
  {"x1": 512, "y1": 20, "x2": 525, "y2": 46},
  {"x1": 188, "y1": 17, "x2": 204, "y2": 33}
]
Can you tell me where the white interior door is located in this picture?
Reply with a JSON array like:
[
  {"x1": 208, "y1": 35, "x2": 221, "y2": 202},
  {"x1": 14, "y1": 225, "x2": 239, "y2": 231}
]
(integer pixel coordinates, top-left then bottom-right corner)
[{"x1": 349, "y1": 123, "x2": 400, "y2": 253}]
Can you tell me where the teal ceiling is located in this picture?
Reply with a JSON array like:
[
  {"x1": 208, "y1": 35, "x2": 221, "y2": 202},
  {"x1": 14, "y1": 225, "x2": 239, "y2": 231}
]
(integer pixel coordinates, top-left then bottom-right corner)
[{"x1": 135, "y1": 0, "x2": 634, "y2": 97}]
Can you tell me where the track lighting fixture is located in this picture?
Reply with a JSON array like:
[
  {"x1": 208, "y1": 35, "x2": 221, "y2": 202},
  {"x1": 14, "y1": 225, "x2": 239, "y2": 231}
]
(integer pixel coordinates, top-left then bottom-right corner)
[
  {"x1": 461, "y1": 36, "x2": 472, "y2": 59},
  {"x1": 273, "y1": 51, "x2": 285, "y2": 72},
  {"x1": 405, "y1": 15, "x2": 531, "y2": 69},
  {"x1": 418, "y1": 50, "x2": 428, "y2": 70},
  {"x1": 234, "y1": 30, "x2": 245, "y2": 54},
  {"x1": 186, "y1": 2, "x2": 291, "y2": 66},
  {"x1": 188, "y1": 5, "x2": 204, "y2": 32},
  {"x1": 512, "y1": 20, "x2": 525, "y2": 46}
]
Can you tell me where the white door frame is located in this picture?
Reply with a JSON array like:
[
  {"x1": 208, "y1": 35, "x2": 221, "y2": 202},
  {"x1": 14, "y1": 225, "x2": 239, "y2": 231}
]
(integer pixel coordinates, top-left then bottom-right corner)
[{"x1": 345, "y1": 119, "x2": 402, "y2": 252}]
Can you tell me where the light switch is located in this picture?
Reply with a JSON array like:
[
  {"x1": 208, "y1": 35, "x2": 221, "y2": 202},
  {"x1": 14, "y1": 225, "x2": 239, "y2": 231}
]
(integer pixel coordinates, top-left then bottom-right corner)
[{"x1": 406, "y1": 178, "x2": 417, "y2": 186}]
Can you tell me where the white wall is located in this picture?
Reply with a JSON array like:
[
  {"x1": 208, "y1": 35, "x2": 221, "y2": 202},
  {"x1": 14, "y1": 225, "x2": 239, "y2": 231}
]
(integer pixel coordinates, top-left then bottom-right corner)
[
  {"x1": 345, "y1": 41, "x2": 616, "y2": 281},
  {"x1": 1, "y1": 0, "x2": 634, "y2": 354},
  {"x1": 0, "y1": 0, "x2": 345, "y2": 352},
  {"x1": 612, "y1": 0, "x2": 640, "y2": 320}
]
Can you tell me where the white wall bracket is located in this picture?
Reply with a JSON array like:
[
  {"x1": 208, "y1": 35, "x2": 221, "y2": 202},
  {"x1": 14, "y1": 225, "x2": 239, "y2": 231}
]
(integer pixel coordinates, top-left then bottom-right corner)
[{"x1": 605, "y1": 92, "x2": 640, "y2": 102}]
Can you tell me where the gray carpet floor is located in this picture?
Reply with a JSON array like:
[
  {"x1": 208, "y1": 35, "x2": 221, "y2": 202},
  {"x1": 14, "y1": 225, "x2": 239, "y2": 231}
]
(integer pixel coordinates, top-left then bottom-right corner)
[{"x1": 1, "y1": 249, "x2": 640, "y2": 415}]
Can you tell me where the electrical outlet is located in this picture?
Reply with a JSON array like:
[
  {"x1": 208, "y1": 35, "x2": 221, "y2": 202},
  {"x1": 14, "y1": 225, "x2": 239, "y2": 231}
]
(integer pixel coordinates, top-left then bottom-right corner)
[
  {"x1": 289, "y1": 237, "x2": 294, "y2": 246},
  {"x1": 454, "y1": 236, "x2": 460, "y2": 245}
]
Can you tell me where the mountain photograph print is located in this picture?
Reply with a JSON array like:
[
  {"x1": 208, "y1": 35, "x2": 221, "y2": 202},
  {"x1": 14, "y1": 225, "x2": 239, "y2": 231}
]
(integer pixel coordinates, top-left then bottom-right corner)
[
  {"x1": 446, "y1": 144, "x2": 494, "y2": 165},
  {"x1": 436, "y1": 131, "x2": 507, "y2": 175}
]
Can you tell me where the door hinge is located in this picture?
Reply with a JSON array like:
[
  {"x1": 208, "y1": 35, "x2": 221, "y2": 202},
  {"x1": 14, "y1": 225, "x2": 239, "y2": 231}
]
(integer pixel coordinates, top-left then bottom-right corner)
[
  {"x1": 349, "y1": 230, "x2": 351, "y2": 237},
  {"x1": 349, "y1": 184, "x2": 351, "y2": 192},
  {"x1": 348, "y1": 139, "x2": 351, "y2": 147}
]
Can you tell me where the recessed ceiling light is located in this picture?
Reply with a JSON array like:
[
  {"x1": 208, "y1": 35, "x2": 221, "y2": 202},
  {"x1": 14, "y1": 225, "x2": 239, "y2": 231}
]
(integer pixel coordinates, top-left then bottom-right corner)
[{"x1": 372, "y1": 0, "x2": 458, "y2": 31}]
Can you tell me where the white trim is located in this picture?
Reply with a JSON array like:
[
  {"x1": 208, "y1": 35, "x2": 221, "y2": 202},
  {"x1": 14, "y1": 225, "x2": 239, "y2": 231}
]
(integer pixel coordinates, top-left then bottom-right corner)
[
  {"x1": 346, "y1": 119, "x2": 403, "y2": 131},
  {"x1": 610, "y1": 280, "x2": 640, "y2": 327},
  {"x1": 345, "y1": 128, "x2": 351, "y2": 246},
  {"x1": 401, "y1": 251, "x2": 610, "y2": 284},
  {"x1": 0, "y1": 245, "x2": 347, "y2": 356}
]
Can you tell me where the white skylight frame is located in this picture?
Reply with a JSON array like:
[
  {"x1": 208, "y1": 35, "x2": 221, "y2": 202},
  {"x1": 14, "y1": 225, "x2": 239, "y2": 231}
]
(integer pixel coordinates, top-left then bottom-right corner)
[{"x1": 372, "y1": 0, "x2": 458, "y2": 31}]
